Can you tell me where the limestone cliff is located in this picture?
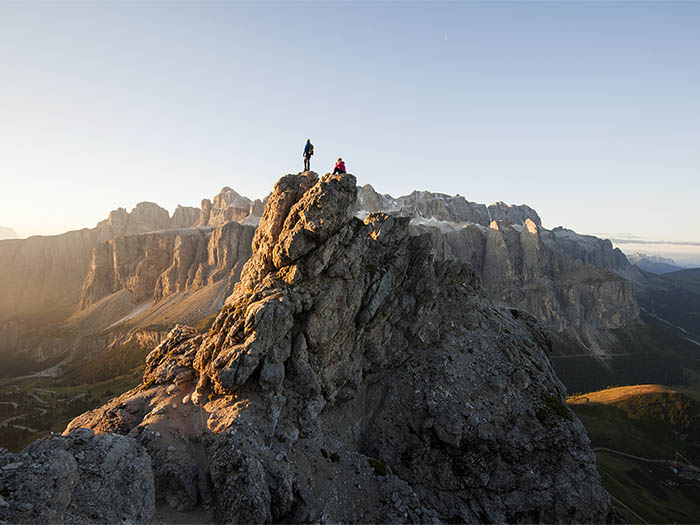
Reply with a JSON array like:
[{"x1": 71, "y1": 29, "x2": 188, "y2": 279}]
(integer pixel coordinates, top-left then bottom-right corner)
[
  {"x1": 0, "y1": 185, "x2": 265, "y2": 323},
  {"x1": 50, "y1": 173, "x2": 619, "y2": 523},
  {"x1": 0, "y1": 202, "x2": 187, "y2": 322},
  {"x1": 78, "y1": 223, "x2": 254, "y2": 310},
  {"x1": 356, "y1": 184, "x2": 641, "y2": 347},
  {"x1": 195, "y1": 186, "x2": 263, "y2": 227},
  {"x1": 357, "y1": 185, "x2": 542, "y2": 227}
]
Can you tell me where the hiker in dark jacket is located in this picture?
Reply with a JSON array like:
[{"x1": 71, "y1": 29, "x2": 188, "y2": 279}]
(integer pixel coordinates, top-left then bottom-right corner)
[
  {"x1": 333, "y1": 157, "x2": 346, "y2": 174},
  {"x1": 303, "y1": 139, "x2": 314, "y2": 171}
]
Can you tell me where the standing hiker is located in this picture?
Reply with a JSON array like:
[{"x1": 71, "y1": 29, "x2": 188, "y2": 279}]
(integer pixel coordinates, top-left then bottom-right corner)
[
  {"x1": 333, "y1": 157, "x2": 346, "y2": 174},
  {"x1": 303, "y1": 139, "x2": 314, "y2": 171}
]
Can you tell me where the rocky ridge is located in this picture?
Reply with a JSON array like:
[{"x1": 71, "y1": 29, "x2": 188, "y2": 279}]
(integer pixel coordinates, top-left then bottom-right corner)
[{"x1": 42, "y1": 172, "x2": 620, "y2": 523}]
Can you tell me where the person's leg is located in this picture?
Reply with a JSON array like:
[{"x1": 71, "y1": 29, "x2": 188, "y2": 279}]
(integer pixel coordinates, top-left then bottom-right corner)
[{"x1": 304, "y1": 157, "x2": 309, "y2": 171}]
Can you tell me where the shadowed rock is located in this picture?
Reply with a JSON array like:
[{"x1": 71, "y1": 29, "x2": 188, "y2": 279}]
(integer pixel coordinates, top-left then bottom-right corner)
[{"x1": 0, "y1": 428, "x2": 154, "y2": 523}]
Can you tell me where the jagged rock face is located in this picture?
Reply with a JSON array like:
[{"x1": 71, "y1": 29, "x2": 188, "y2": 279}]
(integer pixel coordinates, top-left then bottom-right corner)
[
  {"x1": 170, "y1": 205, "x2": 200, "y2": 229},
  {"x1": 64, "y1": 173, "x2": 618, "y2": 523},
  {"x1": 80, "y1": 231, "x2": 185, "y2": 307},
  {"x1": 488, "y1": 201, "x2": 542, "y2": 226},
  {"x1": 0, "y1": 201, "x2": 203, "y2": 322},
  {"x1": 95, "y1": 202, "x2": 172, "y2": 242},
  {"x1": 154, "y1": 221, "x2": 255, "y2": 301},
  {"x1": 196, "y1": 187, "x2": 260, "y2": 227},
  {"x1": 79, "y1": 222, "x2": 255, "y2": 309},
  {"x1": 0, "y1": 428, "x2": 154, "y2": 523},
  {"x1": 421, "y1": 219, "x2": 640, "y2": 340}
]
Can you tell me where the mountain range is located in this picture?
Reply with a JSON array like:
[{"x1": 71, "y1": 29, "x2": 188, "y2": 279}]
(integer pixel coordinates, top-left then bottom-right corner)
[
  {"x1": 0, "y1": 172, "x2": 622, "y2": 523},
  {"x1": 1, "y1": 176, "x2": 697, "y2": 394},
  {"x1": 1, "y1": 170, "x2": 698, "y2": 522}
]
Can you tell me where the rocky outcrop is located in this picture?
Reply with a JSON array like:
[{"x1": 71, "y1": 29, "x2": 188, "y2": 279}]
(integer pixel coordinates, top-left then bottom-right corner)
[
  {"x1": 79, "y1": 222, "x2": 255, "y2": 309},
  {"x1": 64, "y1": 172, "x2": 618, "y2": 523},
  {"x1": 489, "y1": 201, "x2": 542, "y2": 227},
  {"x1": 0, "y1": 428, "x2": 154, "y2": 523}
]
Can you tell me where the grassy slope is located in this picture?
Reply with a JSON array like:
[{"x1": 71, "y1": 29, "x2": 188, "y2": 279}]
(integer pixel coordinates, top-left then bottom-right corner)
[
  {"x1": 568, "y1": 384, "x2": 700, "y2": 523},
  {"x1": 596, "y1": 451, "x2": 700, "y2": 524},
  {"x1": 661, "y1": 268, "x2": 700, "y2": 295},
  {"x1": 0, "y1": 305, "x2": 219, "y2": 452},
  {"x1": 0, "y1": 368, "x2": 143, "y2": 452}
]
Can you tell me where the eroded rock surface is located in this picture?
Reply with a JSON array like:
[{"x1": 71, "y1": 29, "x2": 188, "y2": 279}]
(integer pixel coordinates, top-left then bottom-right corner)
[
  {"x1": 62, "y1": 172, "x2": 620, "y2": 523},
  {"x1": 0, "y1": 428, "x2": 154, "y2": 524}
]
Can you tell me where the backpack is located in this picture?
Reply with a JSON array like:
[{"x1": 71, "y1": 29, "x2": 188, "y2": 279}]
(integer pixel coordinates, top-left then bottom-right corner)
[{"x1": 308, "y1": 144, "x2": 314, "y2": 155}]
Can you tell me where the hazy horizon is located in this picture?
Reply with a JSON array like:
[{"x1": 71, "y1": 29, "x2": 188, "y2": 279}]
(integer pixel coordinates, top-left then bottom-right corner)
[{"x1": 2, "y1": 2, "x2": 699, "y2": 254}]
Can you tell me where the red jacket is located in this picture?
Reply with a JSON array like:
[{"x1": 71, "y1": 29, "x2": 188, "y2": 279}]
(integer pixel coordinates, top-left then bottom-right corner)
[{"x1": 335, "y1": 161, "x2": 346, "y2": 171}]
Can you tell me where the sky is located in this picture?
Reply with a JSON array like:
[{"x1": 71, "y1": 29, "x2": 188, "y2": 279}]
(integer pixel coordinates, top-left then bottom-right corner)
[{"x1": 1, "y1": 2, "x2": 699, "y2": 261}]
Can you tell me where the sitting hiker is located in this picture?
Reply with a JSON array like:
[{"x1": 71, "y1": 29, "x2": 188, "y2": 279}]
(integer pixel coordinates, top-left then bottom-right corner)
[{"x1": 333, "y1": 157, "x2": 346, "y2": 174}]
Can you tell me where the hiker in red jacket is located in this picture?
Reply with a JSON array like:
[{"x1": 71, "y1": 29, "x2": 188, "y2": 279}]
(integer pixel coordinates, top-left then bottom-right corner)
[{"x1": 333, "y1": 158, "x2": 346, "y2": 174}]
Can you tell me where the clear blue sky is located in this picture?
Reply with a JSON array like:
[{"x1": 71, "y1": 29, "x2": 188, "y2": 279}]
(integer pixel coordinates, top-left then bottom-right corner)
[{"x1": 1, "y1": 2, "x2": 698, "y2": 251}]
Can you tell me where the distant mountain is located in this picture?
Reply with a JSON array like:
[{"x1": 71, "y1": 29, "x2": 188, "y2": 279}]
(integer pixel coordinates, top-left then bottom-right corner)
[
  {"x1": 627, "y1": 252, "x2": 677, "y2": 266},
  {"x1": 0, "y1": 225, "x2": 18, "y2": 240},
  {"x1": 626, "y1": 252, "x2": 684, "y2": 274},
  {"x1": 662, "y1": 267, "x2": 700, "y2": 295},
  {"x1": 633, "y1": 257, "x2": 684, "y2": 274}
]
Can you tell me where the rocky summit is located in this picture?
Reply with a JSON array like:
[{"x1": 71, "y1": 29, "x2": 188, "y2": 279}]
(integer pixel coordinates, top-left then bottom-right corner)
[{"x1": 2, "y1": 173, "x2": 619, "y2": 523}]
